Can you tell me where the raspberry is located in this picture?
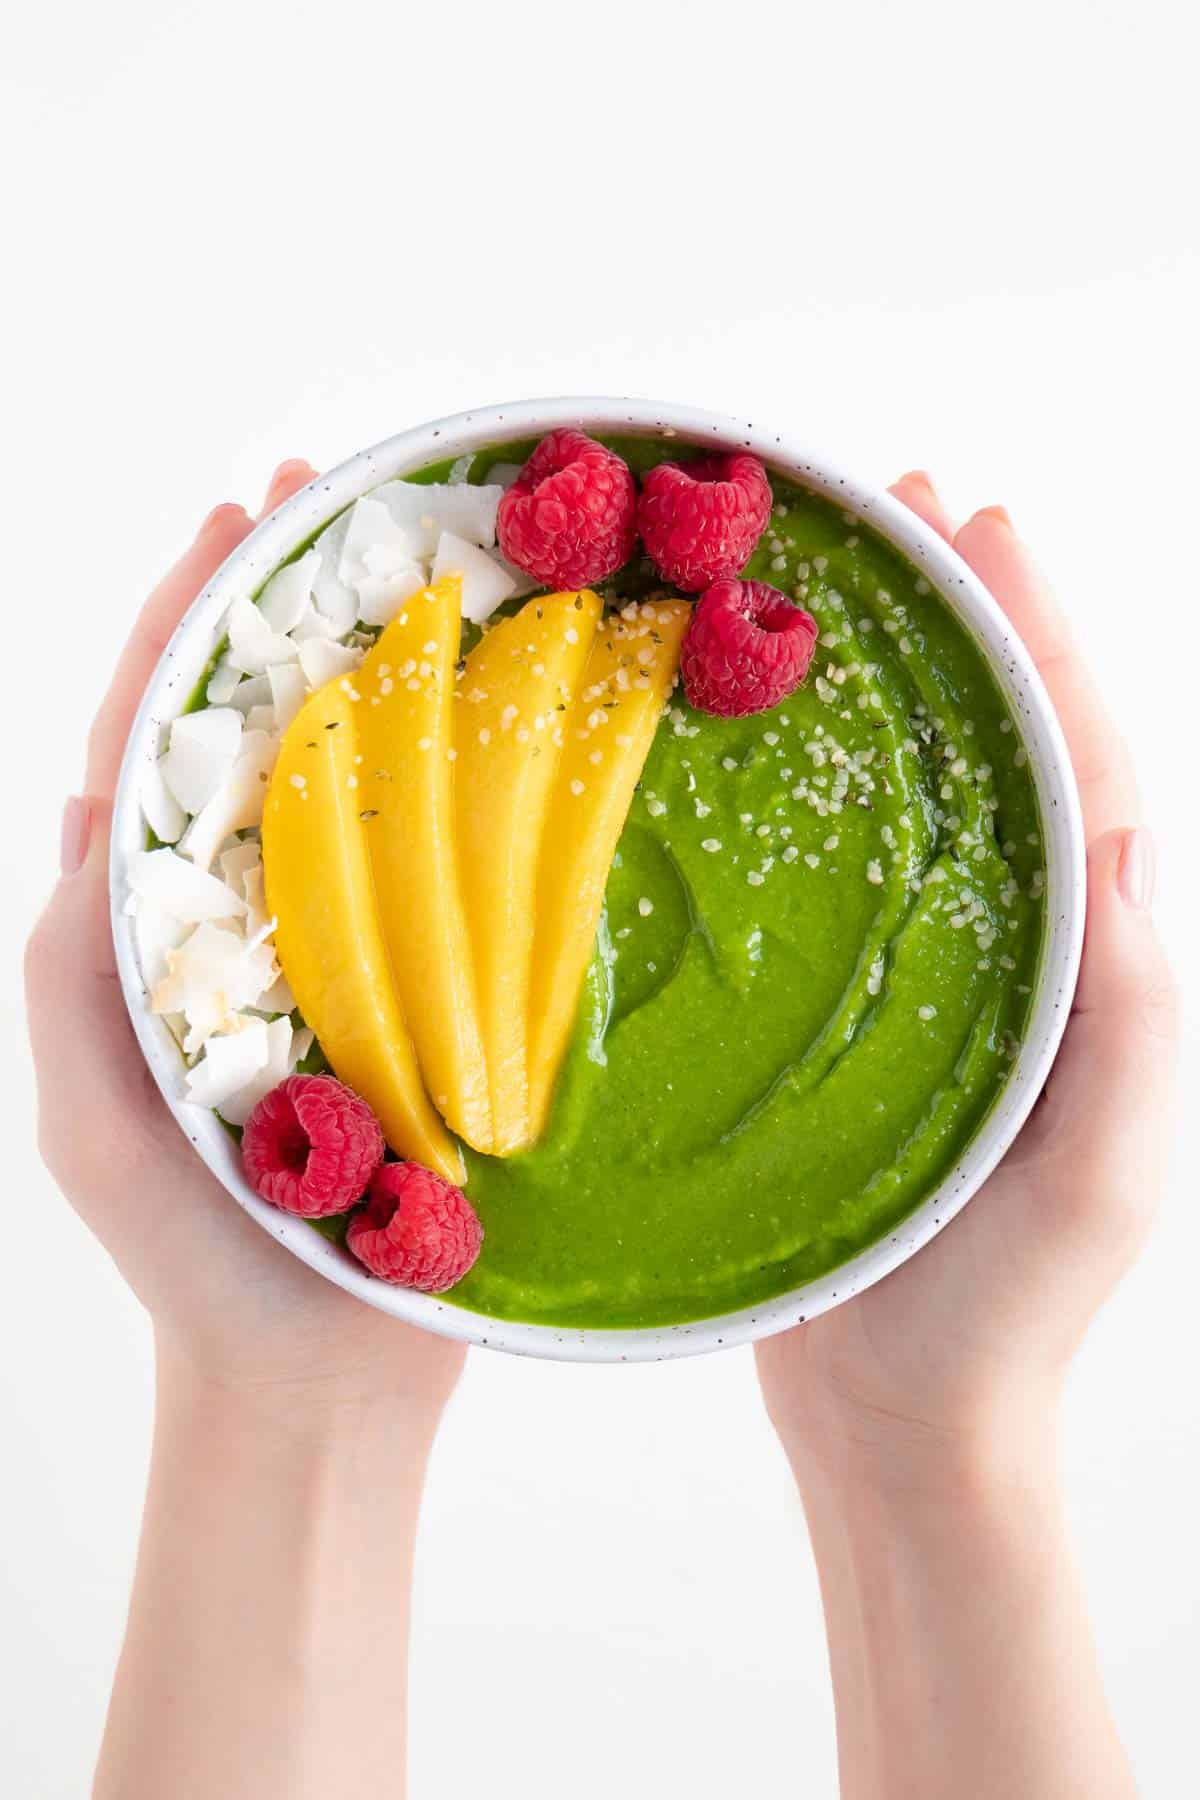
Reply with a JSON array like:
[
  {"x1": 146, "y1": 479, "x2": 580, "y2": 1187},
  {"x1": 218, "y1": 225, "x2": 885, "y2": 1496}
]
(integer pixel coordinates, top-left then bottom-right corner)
[
  {"x1": 637, "y1": 453, "x2": 772, "y2": 593},
  {"x1": 680, "y1": 578, "x2": 818, "y2": 718},
  {"x1": 242, "y1": 1074, "x2": 384, "y2": 1218},
  {"x1": 496, "y1": 429, "x2": 637, "y2": 589},
  {"x1": 346, "y1": 1162, "x2": 483, "y2": 1292}
]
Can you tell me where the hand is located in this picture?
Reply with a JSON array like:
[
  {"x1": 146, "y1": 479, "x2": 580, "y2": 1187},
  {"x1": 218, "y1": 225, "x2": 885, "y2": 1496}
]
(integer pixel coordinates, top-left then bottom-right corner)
[
  {"x1": 758, "y1": 477, "x2": 1179, "y2": 1490},
  {"x1": 25, "y1": 462, "x2": 464, "y2": 1421}
]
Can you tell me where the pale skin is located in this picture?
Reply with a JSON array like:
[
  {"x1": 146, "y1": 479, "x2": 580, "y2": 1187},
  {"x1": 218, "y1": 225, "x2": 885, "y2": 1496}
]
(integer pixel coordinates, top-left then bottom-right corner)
[{"x1": 25, "y1": 463, "x2": 1177, "y2": 1799}]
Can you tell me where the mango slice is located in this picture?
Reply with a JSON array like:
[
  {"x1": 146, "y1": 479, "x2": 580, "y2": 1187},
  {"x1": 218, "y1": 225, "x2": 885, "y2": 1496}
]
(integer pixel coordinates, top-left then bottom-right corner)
[
  {"x1": 262, "y1": 680, "x2": 464, "y2": 1185},
  {"x1": 456, "y1": 590, "x2": 603, "y2": 1152},
  {"x1": 356, "y1": 578, "x2": 493, "y2": 1152},
  {"x1": 527, "y1": 599, "x2": 690, "y2": 1137}
]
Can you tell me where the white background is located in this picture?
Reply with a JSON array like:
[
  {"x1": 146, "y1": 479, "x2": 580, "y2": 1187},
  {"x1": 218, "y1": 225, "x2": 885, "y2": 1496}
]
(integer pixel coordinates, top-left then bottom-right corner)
[{"x1": 3, "y1": 1, "x2": 1198, "y2": 1794}]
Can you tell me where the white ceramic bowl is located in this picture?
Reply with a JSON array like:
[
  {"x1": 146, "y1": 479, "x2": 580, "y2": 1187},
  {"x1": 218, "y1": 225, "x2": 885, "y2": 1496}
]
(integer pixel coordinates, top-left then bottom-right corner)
[{"x1": 111, "y1": 397, "x2": 1086, "y2": 1363}]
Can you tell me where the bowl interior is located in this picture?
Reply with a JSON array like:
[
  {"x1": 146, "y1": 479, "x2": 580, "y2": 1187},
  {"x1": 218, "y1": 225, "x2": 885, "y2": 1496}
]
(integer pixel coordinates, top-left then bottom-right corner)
[{"x1": 111, "y1": 397, "x2": 1085, "y2": 1362}]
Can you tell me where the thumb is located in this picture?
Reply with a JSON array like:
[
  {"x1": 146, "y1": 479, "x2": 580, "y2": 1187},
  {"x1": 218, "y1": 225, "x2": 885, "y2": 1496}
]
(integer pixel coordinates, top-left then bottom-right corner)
[{"x1": 1024, "y1": 828, "x2": 1178, "y2": 1228}]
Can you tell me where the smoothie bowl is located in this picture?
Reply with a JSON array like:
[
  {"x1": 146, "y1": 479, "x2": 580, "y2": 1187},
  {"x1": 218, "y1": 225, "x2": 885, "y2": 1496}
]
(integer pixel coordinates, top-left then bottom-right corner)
[{"x1": 111, "y1": 399, "x2": 1085, "y2": 1361}]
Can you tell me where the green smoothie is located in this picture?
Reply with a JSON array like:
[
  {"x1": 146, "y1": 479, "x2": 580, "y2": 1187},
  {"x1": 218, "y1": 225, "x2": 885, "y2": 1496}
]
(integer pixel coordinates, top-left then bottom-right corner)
[
  {"x1": 446, "y1": 438, "x2": 1043, "y2": 1327},
  {"x1": 295, "y1": 438, "x2": 1044, "y2": 1328}
]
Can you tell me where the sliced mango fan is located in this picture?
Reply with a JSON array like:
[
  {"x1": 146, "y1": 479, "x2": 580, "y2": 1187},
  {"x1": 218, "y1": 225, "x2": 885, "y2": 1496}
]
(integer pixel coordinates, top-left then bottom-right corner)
[{"x1": 124, "y1": 471, "x2": 689, "y2": 1172}]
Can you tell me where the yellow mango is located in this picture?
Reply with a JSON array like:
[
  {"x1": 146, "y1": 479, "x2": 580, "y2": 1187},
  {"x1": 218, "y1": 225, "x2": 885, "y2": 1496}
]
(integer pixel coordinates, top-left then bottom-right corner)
[
  {"x1": 527, "y1": 599, "x2": 690, "y2": 1137},
  {"x1": 356, "y1": 578, "x2": 493, "y2": 1152},
  {"x1": 262, "y1": 680, "x2": 464, "y2": 1184},
  {"x1": 456, "y1": 590, "x2": 602, "y2": 1152}
]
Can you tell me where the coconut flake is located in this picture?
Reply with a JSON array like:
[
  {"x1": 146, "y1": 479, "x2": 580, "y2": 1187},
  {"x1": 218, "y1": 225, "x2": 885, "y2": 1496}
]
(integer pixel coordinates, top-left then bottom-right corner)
[
  {"x1": 290, "y1": 602, "x2": 342, "y2": 643},
  {"x1": 485, "y1": 461, "x2": 523, "y2": 491},
  {"x1": 337, "y1": 497, "x2": 418, "y2": 590},
  {"x1": 214, "y1": 1016, "x2": 308, "y2": 1125},
  {"x1": 141, "y1": 756, "x2": 186, "y2": 844},
  {"x1": 372, "y1": 480, "x2": 502, "y2": 555},
  {"x1": 242, "y1": 865, "x2": 269, "y2": 934},
  {"x1": 432, "y1": 530, "x2": 517, "y2": 624},
  {"x1": 298, "y1": 637, "x2": 364, "y2": 691},
  {"x1": 134, "y1": 900, "x2": 190, "y2": 991},
  {"x1": 128, "y1": 847, "x2": 247, "y2": 922},
  {"x1": 213, "y1": 845, "x2": 267, "y2": 935},
  {"x1": 267, "y1": 662, "x2": 307, "y2": 733},
  {"x1": 229, "y1": 603, "x2": 300, "y2": 676},
  {"x1": 179, "y1": 729, "x2": 279, "y2": 872},
  {"x1": 258, "y1": 969, "x2": 296, "y2": 1017},
  {"x1": 219, "y1": 839, "x2": 261, "y2": 892},
  {"x1": 245, "y1": 704, "x2": 276, "y2": 735},
  {"x1": 310, "y1": 512, "x2": 359, "y2": 636},
  {"x1": 361, "y1": 541, "x2": 415, "y2": 578},
  {"x1": 226, "y1": 673, "x2": 273, "y2": 714},
  {"x1": 155, "y1": 921, "x2": 278, "y2": 1053},
  {"x1": 185, "y1": 1018, "x2": 271, "y2": 1110},
  {"x1": 206, "y1": 654, "x2": 243, "y2": 705},
  {"x1": 227, "y1": 595, "x2": 303, "y2": 675},
  {"x1": 355, "y1": 560, "x2": 428, "y2": 627},
  {"x1": 161, "y1": 708, "x2": 243, "y2": 815},
  {"x1": 257, "y1": 548, "x2": 320, "y2": 634},
  {"x1": 499, "y1": 558, "x2": 543, "y2": 598},
  {"x1": 448, "y1": 453, "x2": 475, "y2": 485}
]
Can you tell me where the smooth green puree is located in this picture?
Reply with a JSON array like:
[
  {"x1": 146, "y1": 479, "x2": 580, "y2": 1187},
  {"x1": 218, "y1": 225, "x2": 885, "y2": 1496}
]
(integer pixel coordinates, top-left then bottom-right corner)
[{"x1": 314, "y1": 438, "x2": 1045, "y2": 1328}]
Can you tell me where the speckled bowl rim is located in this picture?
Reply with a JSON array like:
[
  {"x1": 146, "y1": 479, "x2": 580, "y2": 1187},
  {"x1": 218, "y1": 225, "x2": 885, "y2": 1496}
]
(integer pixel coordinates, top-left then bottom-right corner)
[{"x1": 111, "y1": 397, "x2": 1086, "y2": 1363}]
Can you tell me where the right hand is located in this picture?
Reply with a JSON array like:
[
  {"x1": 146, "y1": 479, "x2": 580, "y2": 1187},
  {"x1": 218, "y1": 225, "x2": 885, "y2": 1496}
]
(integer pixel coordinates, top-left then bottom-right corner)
[{"x1": 25, "y1": 462, "x2": 465, "y2": 1420}]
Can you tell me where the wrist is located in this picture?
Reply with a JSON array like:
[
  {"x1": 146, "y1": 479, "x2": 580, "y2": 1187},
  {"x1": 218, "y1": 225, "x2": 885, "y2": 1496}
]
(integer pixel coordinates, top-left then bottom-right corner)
[
  {"x1": 778, "y1": 1381, "x2": 1063, "y2": 1517},
  {"x1": 154, "y1": 1331, "x2": 453, "y2": 1460},
  {"x1": 796, "y1": 1402, "x2": 1073, "y2": 1710},
  {"x1": 99, "y1": 1318, "x2": 437, "y2": 1794},
  {"x1": 792, "y1": 1396, "x2": 1125, "y2": 1800}
]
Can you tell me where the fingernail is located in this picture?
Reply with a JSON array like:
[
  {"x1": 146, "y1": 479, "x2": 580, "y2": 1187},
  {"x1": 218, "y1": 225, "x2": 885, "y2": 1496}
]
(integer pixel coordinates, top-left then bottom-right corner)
[
  {"x1": 978, "y1": 504, "x2": 1014, "y2": 529},
  {"x1": 60, "y1": 796, "x2": 91, "y2": 876},
  {"x1": 1118, "y1": 827, "x2": 1156, "y2": 911},
  {"x1": 200, "y1": 502, "x2": 244, "y2": 535}
]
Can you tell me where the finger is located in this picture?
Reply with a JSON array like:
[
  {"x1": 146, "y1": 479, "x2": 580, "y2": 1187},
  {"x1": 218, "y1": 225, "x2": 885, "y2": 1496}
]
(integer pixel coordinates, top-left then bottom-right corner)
[
  {"x1": 29, "y1": 800, "x2": 131, "y2": 1052},
  {"x1": 26, "y1": 796, "x2": 241, "y2": 1246},
  {"x1": 1018, "y1": 828, "x2": 1177, "y2": 1199},
  {"x1": 888, "y1": 470, "x2": 957, "y2": 542},
  {"x1": 26, "y1": 799, "x2": 171, "y2": 1176},
  {"x1": 952, "y1": 507, "x2": 1140, "y2": 842},
  {"x1": 32, "y1": 471, "x2": 313, "y2": 1215},
  {"x1": 86, "y1": 503, "x2": 255, "y2": 800},
  {"x1": 1072, "y1": 828, "x2": 1171, "y2": 1022},
  {"x1": 953, "y1": 505, "x2": 1074, "y2": 668},
  {"x1": 257, "y1": 458, "x2": 317, "y2": 522}
]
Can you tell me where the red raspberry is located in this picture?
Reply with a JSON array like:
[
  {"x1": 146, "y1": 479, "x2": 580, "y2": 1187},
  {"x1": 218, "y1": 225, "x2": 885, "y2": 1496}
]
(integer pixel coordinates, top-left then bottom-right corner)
[
  {"x1": 347, "y1": 1162, "x2": 483, "y2": 1292},
  {"x1": 681, "y1": 578, "x2": 818, "y2": 718},
  {"x1": 242, "y1": 1074, "x2": 384, "y2": 1218},
  {"x1": 637, "y1": 453, "x2": 772, "y2": 593},
  {"x1": 496, "y1": 429, "x2": 637, "y2": 588}
]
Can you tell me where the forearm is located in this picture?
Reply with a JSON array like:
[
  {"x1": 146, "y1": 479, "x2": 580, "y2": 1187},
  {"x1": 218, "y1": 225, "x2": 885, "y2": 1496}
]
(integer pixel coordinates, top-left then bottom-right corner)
[
  {"x1": 792, "y1": 1424, "x2": 1136, "y2": 1800},
  {"x1": 95, "y1": 1343, "x2": 443, "y2": 1800}
]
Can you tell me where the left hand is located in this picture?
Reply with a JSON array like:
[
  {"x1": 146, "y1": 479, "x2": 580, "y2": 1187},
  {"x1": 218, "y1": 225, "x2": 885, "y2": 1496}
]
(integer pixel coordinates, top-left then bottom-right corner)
[{"x1": 757, "y1": 477, "x2": 1178, "y2": 1491}]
